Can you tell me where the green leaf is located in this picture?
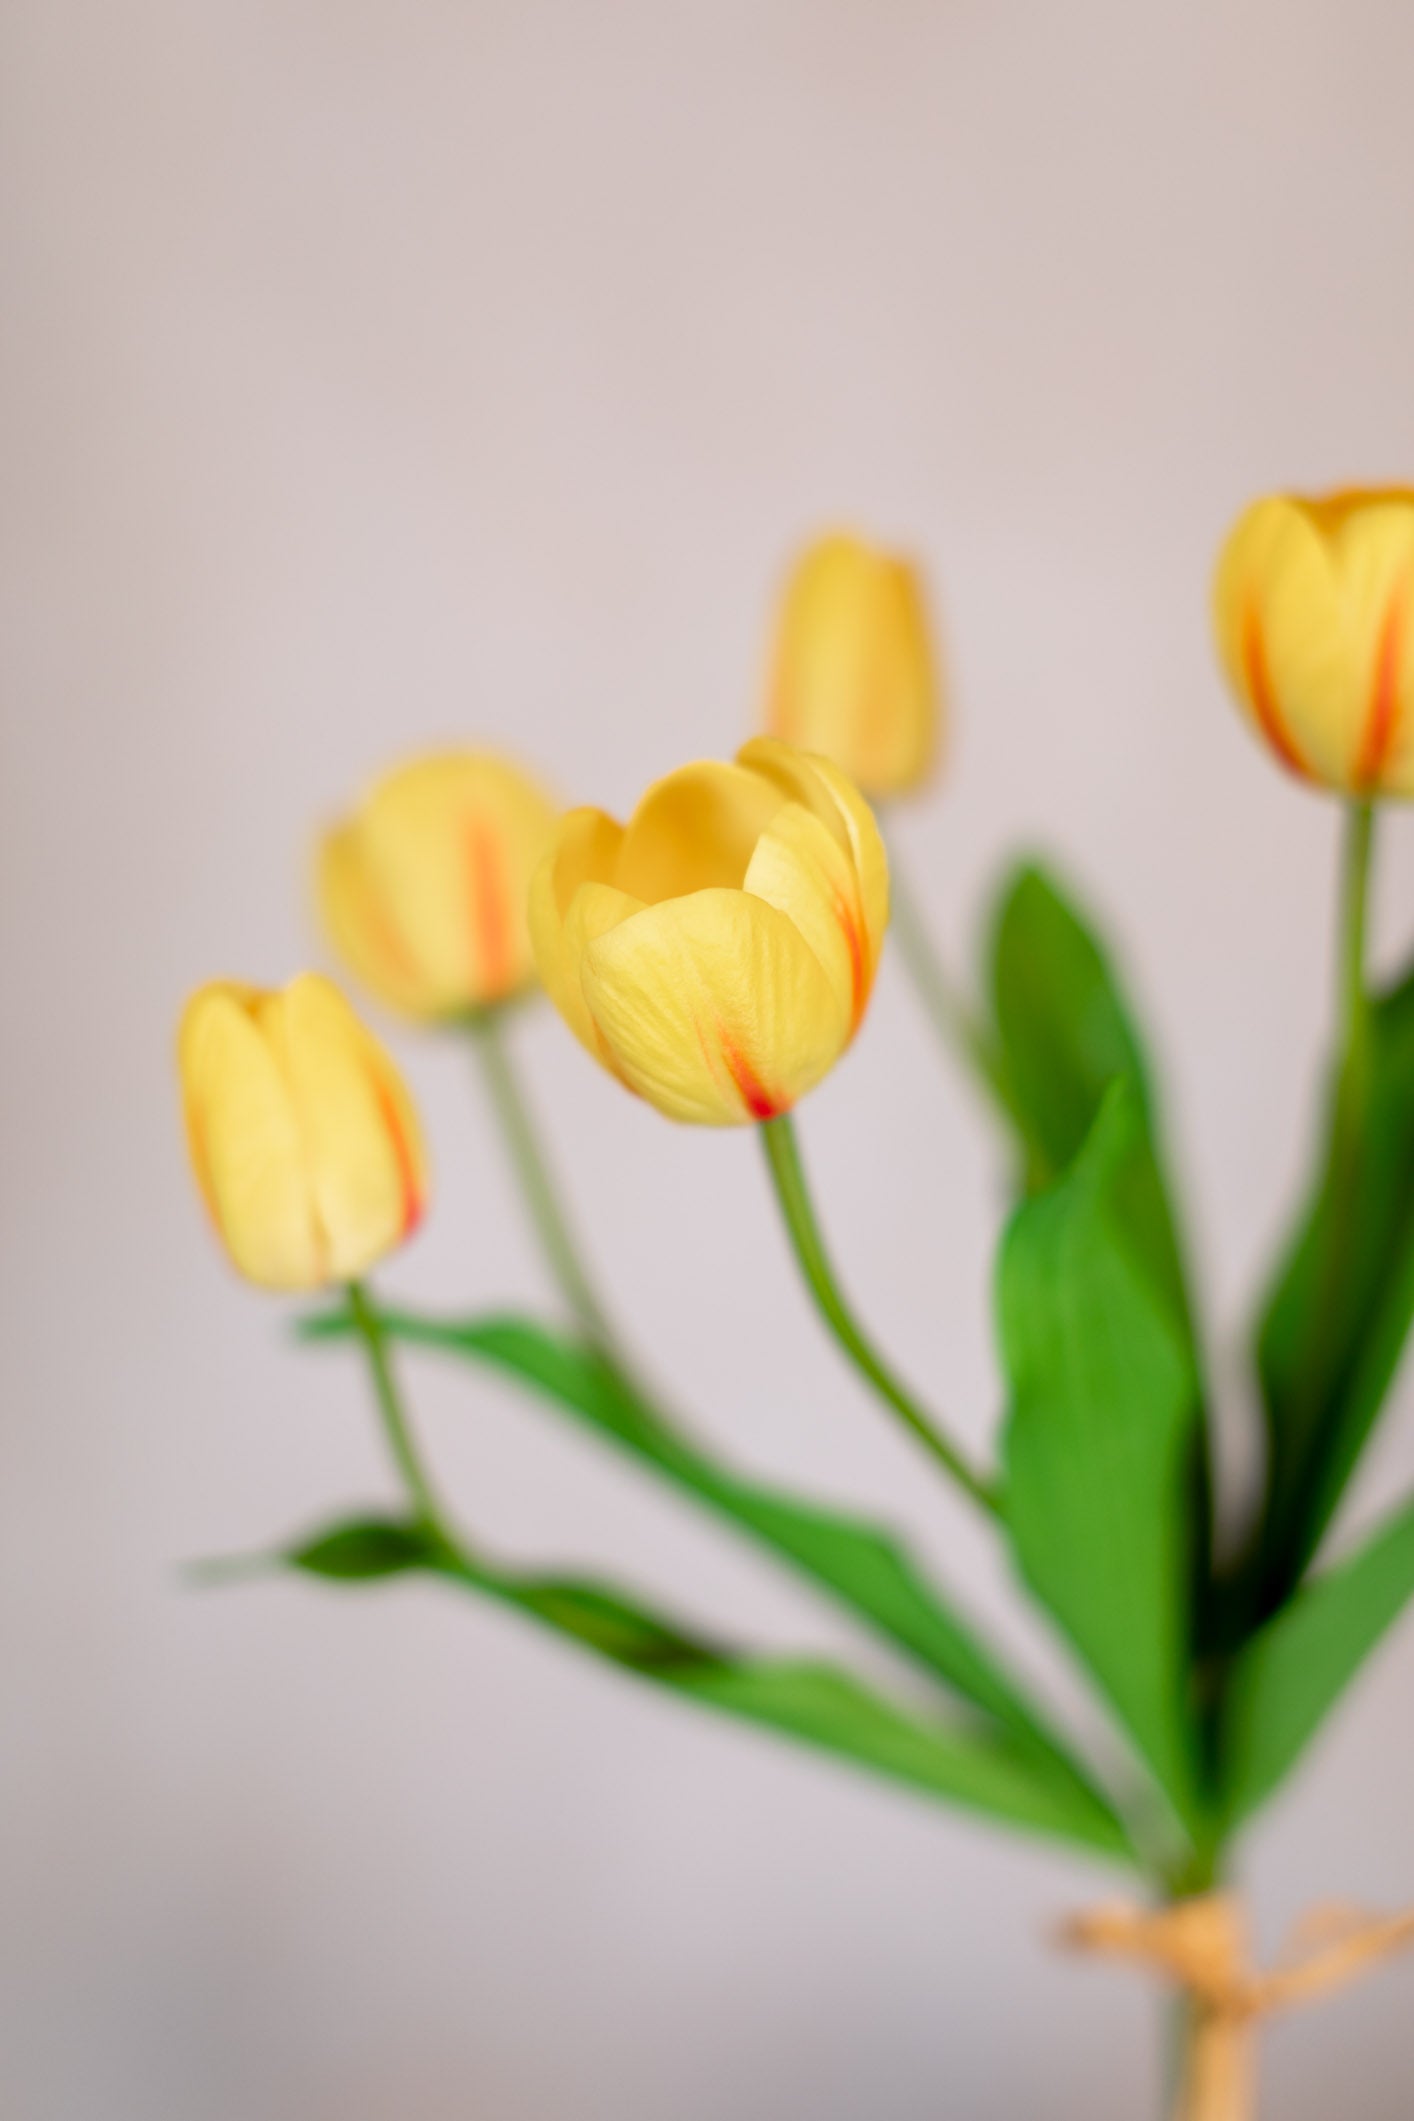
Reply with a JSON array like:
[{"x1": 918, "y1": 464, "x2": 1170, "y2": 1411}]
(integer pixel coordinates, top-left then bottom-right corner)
[
  {"x1": 244, "y1": 1511, "x2": 1135, "y2": 1860},
  {"x1": 998, "y1": 1083, "x2": 1201, "y2": 1826},
  {"x1": 290, "y1": 1518, "x2": 432, "y2": 1580},
  {"x1": 300, "y1": 1301, "x2": 1107, "y2": 1814},
  {"x1": 1252, "y1": 961, "x2": 1414, "y2": 1607},
  {"x1": 1221, "y1": 1496, "x2": 1414, "y2": 1822},
  {"x1": 987, "y1": 862, "x2": 1193, "y2": 1340}
]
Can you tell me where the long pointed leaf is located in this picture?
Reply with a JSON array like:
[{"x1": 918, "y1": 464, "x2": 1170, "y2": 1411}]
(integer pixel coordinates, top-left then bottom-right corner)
[
  {"x1": 300, "y1": 1303, "x2": 1095, "y2": 1798},
  {"x1": 987, "y1": 861, "x2": 1195, "y2": 1343},
  {"x1": 998, "y1": 1083, "x2": 1201, "y2": 1828},
  {"x1": 1221, "y1": 1496, "x2": 1414, "y2": 1822},
  {"x1": 1252, "y1": 961, "x2": 1414, "y2": 1610},
  {"x1": 255, "y1": 1511, "x2": 1135, "y2": 1859},
  {"x1": 988, "y1": 860, "x2": 1218, "y2": 1696}
]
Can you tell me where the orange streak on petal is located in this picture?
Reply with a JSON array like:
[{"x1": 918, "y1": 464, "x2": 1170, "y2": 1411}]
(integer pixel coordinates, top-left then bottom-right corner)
[
  {"x1": 719, "y1": 1028, "x2": 783, "y2": 1121},
  {"x1": 342, "y1": 856, "x2": 421, "y2": 987},
  {"x1": 374, "y1": 1077, "x2": 424, "y2": 1238},
  {"x1": 833, "y1": 890, "x2": 867, "y2": 1031},
  {"x1": 1242, "y1": 605, "x2": 1310, "y2": 781},
  {"x1": 467, "y1": 816, "x2": 513, "y2": 998},
  {"x1": 1356, "y1": 595, "x2": 1404, "y2": 791}
]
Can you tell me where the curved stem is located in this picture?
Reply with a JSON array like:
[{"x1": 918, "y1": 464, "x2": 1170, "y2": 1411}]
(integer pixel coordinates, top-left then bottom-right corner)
[
  {"x1": 1292, "y1": 799, "x2": 1378, "y2": 1478},
  {"x1": 885, "y1": 832, "x2": 1044, "y2": 1172},
  {"x1": 1339, "y1": 800, "x2": 1375, "y2": 1086},
  {"x1": 759, "y1": 1114, "x2": 1001, "y2": 1518},
  {"x1": 1244, "y1": 800, "x2": 1378, "y2": 1619},
  {"x1": 347, "y1": 1280, "x2": 457, "y2": 1548},
  {"x1": 468, "y1": 1009, "x2": 614, "y2": 1346},
  {"x1": 1295, "y1": 804, "x2": 1377, "y2": 1426}
]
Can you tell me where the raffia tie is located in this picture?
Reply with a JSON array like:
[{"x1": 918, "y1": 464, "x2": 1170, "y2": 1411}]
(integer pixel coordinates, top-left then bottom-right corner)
[{"x1": 1059, "y1": 1893, "x2": 1414, "y2": 2121}]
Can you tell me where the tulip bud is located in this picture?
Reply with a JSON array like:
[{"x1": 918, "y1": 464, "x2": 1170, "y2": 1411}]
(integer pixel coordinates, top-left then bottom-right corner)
[
  {"x1": 529, "y1": 739, "x2": 888, "y2": 1125},
  {"x1": 1213, "y1": 489, "x2": 1414, "y2": 797},
  {"x1": 178, "y1": 973, "x2": 428, "y2": 1292},
  {"x1": 317, "y1": 752, "x2": 560, "y2": 1021},
  {"x1": 764, "y1": 532, "x2": 942, "y2": 798}
]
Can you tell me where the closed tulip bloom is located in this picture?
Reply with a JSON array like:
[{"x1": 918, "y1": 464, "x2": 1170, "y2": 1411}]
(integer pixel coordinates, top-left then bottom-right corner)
[
  {"x1": 1213, "y1": 490, "x2": 1414, "y2": 796},
  {"x1": 178, "y1": 973, "x2": 428, "y2": 1292},
  {"x1": 764, "y1": 532, "x2": 941, "y2": 797},
  {"x1": 318, "y1": 752, "x2": 559, "y2": 1020},
  {"x1": 529, "y1": 738, "x2": 888, "y2": 1125}
]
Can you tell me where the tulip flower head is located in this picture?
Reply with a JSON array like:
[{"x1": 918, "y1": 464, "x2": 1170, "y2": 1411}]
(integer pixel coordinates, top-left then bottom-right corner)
[
  {"x1": 318, "y1": 751, "x2": 560, "y2": 1021},
  {"x1": 178, "y1": 973, "x2": 428, "y2": 1292},
  {"x1": 1213, "y1": 489, "x2": 1414, "y2": 797},
  {"x1": 764, "y1": 531, "x2": 942, "y2": 798},
  {"x1": 529, "y1": 739, "x2": 888, "y2": 1125}
]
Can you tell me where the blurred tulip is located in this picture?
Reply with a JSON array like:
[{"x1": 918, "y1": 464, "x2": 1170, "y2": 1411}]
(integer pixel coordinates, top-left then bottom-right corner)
[
  {"x1": 1213, "y1": 490, "x2": 1414, "y2": 796},
  {"x1": 530, "y1": 738, "x2": 888, "y2": 1125},
  {"x1": 178, "y1": 973, "x2": 427, "y2": 1291},
  {"x1": 764, "y1": 532, "x2": 941, "y2": 797},
  {"x1": 318, "y1": 752, "x2": 559, "y2": 1020}
]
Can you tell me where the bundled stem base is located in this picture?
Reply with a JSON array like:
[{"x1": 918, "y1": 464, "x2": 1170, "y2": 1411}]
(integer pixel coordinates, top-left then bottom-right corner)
[{"x1": 1062, "y1": 1892, "x2": 1414, "y2": 2121}]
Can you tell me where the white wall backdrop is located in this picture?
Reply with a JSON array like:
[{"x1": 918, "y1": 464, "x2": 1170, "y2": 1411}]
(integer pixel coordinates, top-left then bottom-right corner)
[{"x1": 5, "y1": 2, "x2": 1414, "y2": 2113}]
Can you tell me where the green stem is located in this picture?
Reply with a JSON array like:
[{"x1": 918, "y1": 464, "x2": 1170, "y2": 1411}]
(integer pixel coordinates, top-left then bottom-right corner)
[
  {"x1": 347, "y1": 1280, "x2": 455, "y2": 1547},
  {"x1": 885, "y1": 833, "x2": 1050, "y2": 1181},
  {"x1": 1295, "y1": 807, "x2": 1376, "y2": 1446},
  {"x1": 1339, "y1": 800, "x2": 1375, "y2": 1090},
  {"x1": 759, "y1": 1113, "x2": 1001, "y2": 1518},
  {"x1": 1284, "y1": 799, "x2": 1377, "y2": 1517},
  {"x1": 1241, "y1": 800, "x2": 1378, "y2": 1623},
  {"x1": 467, "y1": 1009, "x2": 613, "y2": 1346}
]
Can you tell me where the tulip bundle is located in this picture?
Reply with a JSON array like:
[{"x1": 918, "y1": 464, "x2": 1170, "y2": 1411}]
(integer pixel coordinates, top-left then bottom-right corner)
[{"x1": 181, "y1": 505, "x2": 1414, "y2": 2113}]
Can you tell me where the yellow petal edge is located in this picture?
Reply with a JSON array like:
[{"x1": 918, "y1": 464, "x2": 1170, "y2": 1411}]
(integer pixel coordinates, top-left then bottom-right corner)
[
  {"x1": 529, "y1": 741, "x2": 889, "y2": 1126},
  {"x1": 178, "y1": 972, "x2": 428, "y2": 1291}
]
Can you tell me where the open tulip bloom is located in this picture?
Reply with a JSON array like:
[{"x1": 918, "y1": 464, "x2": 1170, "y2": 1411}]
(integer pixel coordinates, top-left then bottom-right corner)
[
  {"x1": 528, "y1": 738, "x2": 887, "y2": 1125},
  {"x1": 180, "y1": 497, "x2": 1414, "y2": 2116}
]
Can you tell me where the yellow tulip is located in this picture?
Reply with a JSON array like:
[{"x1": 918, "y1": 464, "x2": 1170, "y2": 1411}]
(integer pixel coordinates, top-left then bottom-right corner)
[
  {"x1": 178, "y1": 973, "x2": 428, "y2": 1292},
  {"x1": 318, "y1": 752, "x2": 560, "y2": 1020},
  {"x1": 764, "y1": 532, "x2": 941, "y2": 797},
  {"x1": 529, "y1": 739, "x2": 888, "y2": 1125},
  {"x1": 1213, "y1": 489, "x2": 1414, "y2": 797}
]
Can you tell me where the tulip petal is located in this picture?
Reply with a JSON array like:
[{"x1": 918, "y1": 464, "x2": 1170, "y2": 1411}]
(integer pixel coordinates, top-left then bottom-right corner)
[
  {"x1": 1325, "y1": 501, "x2": 1414, "y2": 795},
  {"x1": 528, "y1": 807, "x2": 629, "y2": 1057},
  {"x1": 1215, "y1": 497, "x2": 1414, "y2": 798},
  {"x1": 275, "y1": 975, "x2": 428, "y2": 1281},
  {"x1": 318, "y1": 825, "x2": 432, "y2": 1020},
  {"x1": 743, "y1": 801, "x2": 871, "y2": 1033},
  {"x1": 319, "y1": 754, "x2": 558, "y2": 1018},
  {"x1": 738, "y1": 739, "x2": 889, "y2": 984},
  {"x1": 580, "y1": 890, "x2": 848, "y2": 1125},
  {"x1": 179, "y1": 985, "x2": 326, "y2": 1291},
  {"x1": 562, "y1": 881, "x2": 648, "y2": 1071},
  {"x1": 766, "y1": 535, "x2": 939, "y2": 796},
  {"x1": 615, "y1": 761, "x2": 787, "y2": 902},
  {"x1": 1214, "y1": 498, "x2": 1353, "y2": 786}
]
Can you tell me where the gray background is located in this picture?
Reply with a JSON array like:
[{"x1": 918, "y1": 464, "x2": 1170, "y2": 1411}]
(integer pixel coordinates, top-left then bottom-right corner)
[{"x1": 6, "y1": 2, "x2": 1414, "y2": 2113}]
